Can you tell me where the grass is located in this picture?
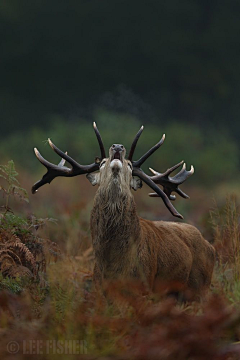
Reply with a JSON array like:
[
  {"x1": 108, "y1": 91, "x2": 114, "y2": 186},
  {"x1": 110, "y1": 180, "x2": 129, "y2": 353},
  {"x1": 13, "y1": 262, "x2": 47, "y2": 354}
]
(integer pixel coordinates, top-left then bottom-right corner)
[{"x1": 0, "y1": 161, "x2": 240, "y2": 359}]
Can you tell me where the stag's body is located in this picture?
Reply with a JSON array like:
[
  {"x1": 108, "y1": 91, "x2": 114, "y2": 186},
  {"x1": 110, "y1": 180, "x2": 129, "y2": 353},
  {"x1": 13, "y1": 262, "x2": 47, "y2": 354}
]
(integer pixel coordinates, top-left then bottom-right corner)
[
  {"x1": 32, "y1": 123, "x2": 215, "y2": 299},
  {"x1": 90, "y1": 161, "x2": 215, "y2": 297}
]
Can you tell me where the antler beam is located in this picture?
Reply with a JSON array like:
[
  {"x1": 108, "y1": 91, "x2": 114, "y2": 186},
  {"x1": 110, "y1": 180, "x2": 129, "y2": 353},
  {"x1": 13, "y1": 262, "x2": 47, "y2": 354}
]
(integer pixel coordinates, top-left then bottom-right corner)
[
  {"x1": 132, "y1": 167, "x2": 184, "y2": 219},
  {"x1": 129, "y1": 126, "x2": 194, "y2": 219},
  {"x1": 32, "y1": 123, "x2": 105, "y2": 194}
]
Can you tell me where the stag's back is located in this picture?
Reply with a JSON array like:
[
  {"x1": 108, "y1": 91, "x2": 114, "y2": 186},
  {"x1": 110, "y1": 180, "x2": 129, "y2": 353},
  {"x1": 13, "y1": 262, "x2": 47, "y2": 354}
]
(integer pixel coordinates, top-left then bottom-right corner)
[{"x1": 138, "y1": 218, "x2": 215, "y2": 297}]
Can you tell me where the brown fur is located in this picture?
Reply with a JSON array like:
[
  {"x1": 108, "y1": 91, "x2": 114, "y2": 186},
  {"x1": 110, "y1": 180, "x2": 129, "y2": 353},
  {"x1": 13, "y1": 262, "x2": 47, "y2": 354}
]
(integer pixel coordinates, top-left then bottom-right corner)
[{"x1": 88, "y1": 153, "x2": 215, "y2": 300}]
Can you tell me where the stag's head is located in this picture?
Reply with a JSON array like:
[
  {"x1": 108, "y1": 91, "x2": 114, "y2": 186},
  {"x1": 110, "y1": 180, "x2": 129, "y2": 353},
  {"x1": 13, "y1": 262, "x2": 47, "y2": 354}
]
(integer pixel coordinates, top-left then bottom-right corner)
[
  {"x1": 32, "y1": 123, "x2": 194, "y2": 219},
  {"x1": 86, "y1": 142, "x2": 142, "y2": 192}
]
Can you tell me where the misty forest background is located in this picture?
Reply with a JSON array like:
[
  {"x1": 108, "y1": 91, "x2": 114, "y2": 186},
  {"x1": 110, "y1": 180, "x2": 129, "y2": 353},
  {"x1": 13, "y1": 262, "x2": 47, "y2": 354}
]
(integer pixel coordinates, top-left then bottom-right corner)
[{"x1": 1, "y1": 0, "x2": 240, "y2": 221}]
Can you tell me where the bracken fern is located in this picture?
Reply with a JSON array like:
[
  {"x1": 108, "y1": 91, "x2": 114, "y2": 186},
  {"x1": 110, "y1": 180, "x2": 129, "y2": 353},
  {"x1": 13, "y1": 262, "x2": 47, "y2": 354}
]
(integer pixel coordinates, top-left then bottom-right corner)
[{"x1": 0, "y1": 160, "x2": 28, "y2": 213}]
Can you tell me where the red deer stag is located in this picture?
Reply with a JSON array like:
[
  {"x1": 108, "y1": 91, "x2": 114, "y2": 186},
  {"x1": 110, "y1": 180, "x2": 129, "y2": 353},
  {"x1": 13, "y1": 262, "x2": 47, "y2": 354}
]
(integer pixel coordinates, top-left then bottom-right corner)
[{"x1": 32, "y1": 123, "x2": 215, "y2": 299}]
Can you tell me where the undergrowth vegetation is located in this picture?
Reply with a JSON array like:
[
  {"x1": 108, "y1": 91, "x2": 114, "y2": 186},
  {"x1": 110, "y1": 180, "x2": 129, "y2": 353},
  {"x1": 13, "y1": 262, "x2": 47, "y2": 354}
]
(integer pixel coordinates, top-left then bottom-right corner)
[
  {"x1": 0, "y1": 160, "x2": 240, "y2": 359},
  {"x1": 0, "y1": 161, "x2": 60, "y2": 291}
]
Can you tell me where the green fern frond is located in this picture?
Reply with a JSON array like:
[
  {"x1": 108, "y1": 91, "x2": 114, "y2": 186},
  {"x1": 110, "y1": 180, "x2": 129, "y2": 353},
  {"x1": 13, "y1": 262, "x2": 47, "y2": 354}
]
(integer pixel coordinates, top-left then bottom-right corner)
[{"x1": 0, "y1": 160, "x2": 29, "y2": 210}]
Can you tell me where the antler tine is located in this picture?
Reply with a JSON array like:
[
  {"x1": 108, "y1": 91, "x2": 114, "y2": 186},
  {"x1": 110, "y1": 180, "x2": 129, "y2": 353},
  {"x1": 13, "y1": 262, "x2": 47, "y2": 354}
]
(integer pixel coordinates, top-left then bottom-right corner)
[
  {"x1": 33, "y1": 147, "x2": 66, "y2": 170},
  {"x1": 148, "y1": 192, "x2": 177, "y2": 201},
  {"x1": 32, "y1": 148, "x2": 72, "y2": 194},
  {"x1": 149, "y1": 160, "x2": 184, "y2": 177},
  {"x1": 171, "y1": 163, "x2": 194, "y2": 184},
  {"x1": 93, "y1": 122, "x2": 106, "y2": 159},
  {"x1": 149, "y1": 162, "x2": 194, "y2": 200},
  {"x1": 128, "y1": 125, "x2": 144, "y2": 161},
  {"x1": 48, "y1": 139, "x2": 88, "y2": 170},
  {"x1": 132, "y1": 168, "x2": 183, "y2": 219},
  {"x1": 32, "y1": 140, "x2": 99, "y2": 194},
  {"x1": 133, "y1": 134, "x2": 165, "y2": 168}
]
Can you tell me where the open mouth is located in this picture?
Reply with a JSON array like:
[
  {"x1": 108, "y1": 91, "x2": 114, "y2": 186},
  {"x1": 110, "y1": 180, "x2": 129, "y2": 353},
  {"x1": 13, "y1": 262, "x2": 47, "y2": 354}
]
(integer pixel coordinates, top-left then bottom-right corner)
[
  {"x1": 113, "y1": 152, "x2": 121, "y2": 160},
  {"x1": 111, "y1": 151, "x2": 122, "y2": 162}
]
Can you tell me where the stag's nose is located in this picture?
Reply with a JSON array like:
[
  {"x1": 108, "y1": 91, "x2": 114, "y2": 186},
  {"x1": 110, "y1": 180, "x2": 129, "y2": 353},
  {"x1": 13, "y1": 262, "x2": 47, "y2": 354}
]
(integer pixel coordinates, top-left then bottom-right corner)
[
  {"x1": 110, "y1": 144, "x2": 125, "y2": 163},
  {"x1": 111, "y1": 144, "x2": 124, "y2": 152}
]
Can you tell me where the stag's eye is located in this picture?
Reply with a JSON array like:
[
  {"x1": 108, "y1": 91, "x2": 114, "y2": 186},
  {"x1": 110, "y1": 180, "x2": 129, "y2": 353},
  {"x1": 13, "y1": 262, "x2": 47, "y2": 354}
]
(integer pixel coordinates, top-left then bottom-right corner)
[
  {"x1": 127, "y1": 163, "x2": 133, "y2": 170},
  {"x1": 100, "y1": 161, "x2": 106, "y2": 168}
]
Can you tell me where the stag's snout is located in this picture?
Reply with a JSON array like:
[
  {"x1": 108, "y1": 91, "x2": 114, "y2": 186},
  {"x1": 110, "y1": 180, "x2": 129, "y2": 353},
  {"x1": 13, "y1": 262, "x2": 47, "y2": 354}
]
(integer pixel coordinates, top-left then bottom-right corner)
[
  {"x1": 109, "y1": 144, "x2": 125, "y2": 174},
  {"x1": 110, "y1": 144, "x2": 125, "y2": 161}
]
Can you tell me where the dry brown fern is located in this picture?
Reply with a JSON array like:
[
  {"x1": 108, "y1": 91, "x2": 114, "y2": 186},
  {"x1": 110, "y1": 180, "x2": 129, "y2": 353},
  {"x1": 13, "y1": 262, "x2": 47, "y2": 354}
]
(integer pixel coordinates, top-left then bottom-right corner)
[
  {"x1": 0, "y1": 230, "x2": 36, "y2": 278},
  {"x1": 0, "y1": 160, "x2": 61, "y2": 282},
  {"x1": 5, "y1": 265, "x2": 34, "y2": 278}
]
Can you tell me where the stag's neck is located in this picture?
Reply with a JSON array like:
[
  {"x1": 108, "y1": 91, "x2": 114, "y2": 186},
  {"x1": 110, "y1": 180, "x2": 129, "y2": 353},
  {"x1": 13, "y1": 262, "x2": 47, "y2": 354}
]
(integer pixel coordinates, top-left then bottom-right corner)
[{"x1": 90, "y1": 180, "x2": 140, "y2": 274}]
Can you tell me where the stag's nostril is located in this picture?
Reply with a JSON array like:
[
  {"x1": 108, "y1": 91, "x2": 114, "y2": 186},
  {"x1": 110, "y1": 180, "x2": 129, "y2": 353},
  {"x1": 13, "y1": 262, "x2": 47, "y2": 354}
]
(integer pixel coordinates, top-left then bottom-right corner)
[{"x1": 112, "y1": 144, "x2": 124, "y2": 152}]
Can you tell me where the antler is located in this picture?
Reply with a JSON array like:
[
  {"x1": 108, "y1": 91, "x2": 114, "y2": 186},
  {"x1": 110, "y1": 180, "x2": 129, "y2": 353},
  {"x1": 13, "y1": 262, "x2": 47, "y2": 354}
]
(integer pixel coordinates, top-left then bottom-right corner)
[
  {"x1": 129, "y1": 126, "x2": 194, "y2": 219},
  {"x1": 32, "y1": 122, "x2": 105, "y2": 194},
  {"x1": 128, "y1": 125, "x2": 144, "y2": 162},
  {"x1": 149, "y1": 161, "x2": 194, "y2": 200}
]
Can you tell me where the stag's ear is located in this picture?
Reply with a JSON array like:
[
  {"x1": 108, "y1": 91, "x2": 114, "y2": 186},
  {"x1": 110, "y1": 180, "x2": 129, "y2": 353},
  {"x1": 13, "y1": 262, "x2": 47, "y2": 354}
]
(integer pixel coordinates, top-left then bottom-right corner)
[
  {"x1": 131, "y1": 177, "x2": 142, "y2": 191},
  {"x1": 86, "y1": 172, "x2": 100, "y2": 186}
]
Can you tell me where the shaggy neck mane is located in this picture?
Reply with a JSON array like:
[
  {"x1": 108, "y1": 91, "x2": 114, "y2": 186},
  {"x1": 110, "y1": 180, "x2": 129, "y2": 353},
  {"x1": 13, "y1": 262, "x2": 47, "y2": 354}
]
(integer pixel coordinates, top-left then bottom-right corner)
[
  {"x1": 90, "y1": 175, "x2": 140, "y2": 274},
  {"x1": 93, "y1": 177, "x2": 139, "y2": 238}
]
